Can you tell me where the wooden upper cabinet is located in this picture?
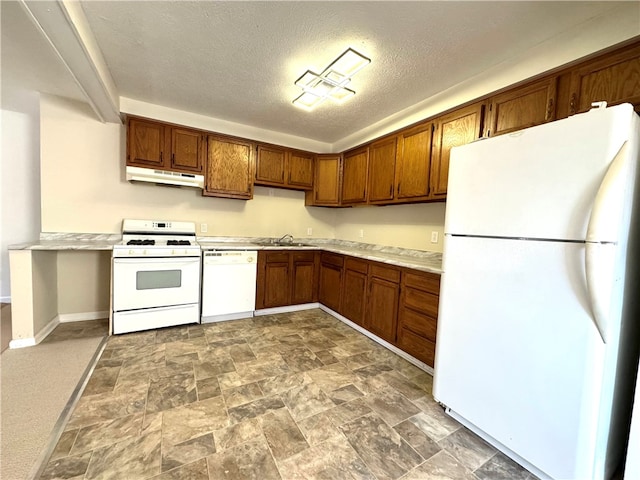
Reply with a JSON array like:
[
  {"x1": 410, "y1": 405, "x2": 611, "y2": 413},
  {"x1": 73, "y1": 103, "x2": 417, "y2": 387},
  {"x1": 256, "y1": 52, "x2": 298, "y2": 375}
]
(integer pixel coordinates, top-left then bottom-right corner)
[
  {"x1": 204, "y1": 135, "x2": 254, "y2": 200},
  {"x1": 171, "y1": 127, "x2": 204, "y2": 173},
  {"x1": 341, "y1": 146, "x2": 369, "y2": 205},
  {"x1": 307, "y1": 154, "x2": 341, "y2": 206},
  {"x1": 395, "y1": 122, "x2": 434, "y2": 201},
  {"x1": 255, "y1": 145, "x2": 286, "y2": 185},
  {"x1": 569, "y1": 43, "x2": 640, "y2": 115},
  {"x1": 255, "y1": 145, "x2": 314, "y2": 191},
  {"x1": 288, "y1": 151, "x2": 314, "y2": 189},
  {"x1": 127, "y1": 117, "x2": 167, "y2": 169},
  {"x1": 431, "y1": 102, "x2": 485, "y2": 198},
  {"x1": 127, "y1": 117, "x2": 204, "y2": 174},
  {"x1": 368, "y1": 136, "x2": 397, "y2": 204},
  {"x1": 486, "y1": 77, "x2": 557, "y2": 137}
]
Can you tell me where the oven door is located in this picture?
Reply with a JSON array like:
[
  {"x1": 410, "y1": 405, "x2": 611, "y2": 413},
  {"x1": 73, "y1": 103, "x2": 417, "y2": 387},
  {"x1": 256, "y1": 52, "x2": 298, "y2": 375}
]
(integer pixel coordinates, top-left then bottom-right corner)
[{"x1": 112, "y1": 256, "x2": 201, "y2": 312}]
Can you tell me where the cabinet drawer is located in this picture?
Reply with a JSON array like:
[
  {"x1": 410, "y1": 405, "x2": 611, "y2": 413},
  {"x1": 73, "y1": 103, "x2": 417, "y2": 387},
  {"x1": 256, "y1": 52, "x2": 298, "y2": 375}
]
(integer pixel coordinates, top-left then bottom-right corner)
[
  {"x1": 292, "y1": 251, "x2": 316, "y2": 262},
  {"x1": 264, "y1": 251, "x2": 289, "y2": 263},
  {"x1": 369, "y1": 263, "x2": 400, "y2": 283},
  {"x1": 402, "y1": 271, "x2": 440, "y2": 295},
  {"x1": 321, "y1": 252, "x2": 344, "y2": 267},
  {"x1": 402, "y1": 287, "x2": 438, "y2": 318},
  {"x1": 398, "y1": 307, "x2": 437, "y2": 341},
  {"x1": 345, "y1": 257, "x2": 368, "y2": 274},
  {"x1": 397, "y1": 328, "x2": 435, "y2": 367}
]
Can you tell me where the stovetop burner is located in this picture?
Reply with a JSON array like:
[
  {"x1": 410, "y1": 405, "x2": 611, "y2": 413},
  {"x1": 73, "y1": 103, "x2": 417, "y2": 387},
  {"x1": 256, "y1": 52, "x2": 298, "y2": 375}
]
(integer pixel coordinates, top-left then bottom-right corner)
[
  {"x1": 126, "y1": 239, "x2": 156, "y2": 246},
  {"x1": 167, "y1": 240, "x2": 191, "y2": 246}
]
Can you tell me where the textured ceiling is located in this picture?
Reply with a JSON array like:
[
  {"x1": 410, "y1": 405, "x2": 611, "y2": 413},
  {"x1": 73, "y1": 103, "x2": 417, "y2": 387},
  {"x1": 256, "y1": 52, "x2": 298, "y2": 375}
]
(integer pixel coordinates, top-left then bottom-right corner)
[{"x1": 2, "y1": 1, "x2": 638, "y2": 145}]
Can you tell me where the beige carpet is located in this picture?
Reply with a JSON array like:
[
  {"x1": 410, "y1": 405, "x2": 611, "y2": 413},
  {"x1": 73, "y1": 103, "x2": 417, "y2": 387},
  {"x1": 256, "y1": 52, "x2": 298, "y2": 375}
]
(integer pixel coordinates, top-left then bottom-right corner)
[{"x1": 0, "y1": 335, "x2": 105, "y2": 479}]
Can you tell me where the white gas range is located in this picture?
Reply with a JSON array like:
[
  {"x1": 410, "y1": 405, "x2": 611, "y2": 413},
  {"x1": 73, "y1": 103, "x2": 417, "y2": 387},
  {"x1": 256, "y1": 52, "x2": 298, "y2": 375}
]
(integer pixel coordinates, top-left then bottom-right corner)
[{"x1": 111, "y1": 219, "x2": 202, "y2": 334}]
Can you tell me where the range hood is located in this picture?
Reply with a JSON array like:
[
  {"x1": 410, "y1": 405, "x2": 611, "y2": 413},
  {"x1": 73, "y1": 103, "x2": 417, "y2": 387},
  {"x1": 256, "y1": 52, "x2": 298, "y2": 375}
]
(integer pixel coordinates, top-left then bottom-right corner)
[{"x1": 126, "y1": 166, "x2": 204, "y2": 189}]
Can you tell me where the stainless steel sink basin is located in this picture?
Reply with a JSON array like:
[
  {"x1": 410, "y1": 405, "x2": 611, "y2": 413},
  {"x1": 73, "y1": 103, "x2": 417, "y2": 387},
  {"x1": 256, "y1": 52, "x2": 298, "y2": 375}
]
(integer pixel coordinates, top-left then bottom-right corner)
[{"x1": 252, "y1": 241, "x2": 313, "y2": 247}]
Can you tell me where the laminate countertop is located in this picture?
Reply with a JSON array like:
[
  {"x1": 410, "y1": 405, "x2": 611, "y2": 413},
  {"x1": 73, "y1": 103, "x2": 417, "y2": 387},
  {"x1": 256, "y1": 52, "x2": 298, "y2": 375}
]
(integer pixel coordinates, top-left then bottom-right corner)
[{"x1": 10, "y1": 235, "x2": 443, "y2": 274}]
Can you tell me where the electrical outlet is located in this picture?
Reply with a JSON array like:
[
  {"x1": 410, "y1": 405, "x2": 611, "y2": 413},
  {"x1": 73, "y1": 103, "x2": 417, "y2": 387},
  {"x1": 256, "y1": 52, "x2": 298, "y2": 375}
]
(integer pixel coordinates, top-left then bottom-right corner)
[
  {"x1": 359, "y1": 229, "x2": 364, "y2": 238},
  {"x1": 430, "y1": 231, "x2": 439, "y2": 243},
  {"x1": 201, "y1": 223, "x2": 208, "y2": 233},
  {"x1": 307, "y1": 227, "x2": 313, "y2": 236},
  {"x1": 268, "y1": 188, "x2": 275, "y2": 197}
]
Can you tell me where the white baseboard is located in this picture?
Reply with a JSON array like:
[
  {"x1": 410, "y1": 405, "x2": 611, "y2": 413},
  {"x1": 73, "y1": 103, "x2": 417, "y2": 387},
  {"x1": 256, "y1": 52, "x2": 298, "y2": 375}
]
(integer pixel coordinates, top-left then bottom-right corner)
[
  {"x1": 319, "y1": 305, "x2": 434, "y2": 375},
  {"x1": 201, "y1": 311, "x2": 254, "y2": 323},
  {"x1": 9, "y1": 337, "x2": 36, "y2": 349},
  {"x1": 58, "y1": 311, "x2": 109, "y2": 323},
  {"x1": 9, "y1": 314, "x2": 59, "y2": 349},
  {"x1": 0, "y1": 296, "x2": 11, "y2": 304},
  {"x1": 254, "y1": 303, "x2": 320, "y2": 316}
]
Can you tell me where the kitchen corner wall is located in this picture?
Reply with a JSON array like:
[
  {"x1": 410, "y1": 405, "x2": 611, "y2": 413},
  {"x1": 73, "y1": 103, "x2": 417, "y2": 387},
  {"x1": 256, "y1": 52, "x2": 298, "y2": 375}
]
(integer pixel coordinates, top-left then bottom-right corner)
[{"x1": 333, "y1": 203, "x2": 446, "y2": 253}]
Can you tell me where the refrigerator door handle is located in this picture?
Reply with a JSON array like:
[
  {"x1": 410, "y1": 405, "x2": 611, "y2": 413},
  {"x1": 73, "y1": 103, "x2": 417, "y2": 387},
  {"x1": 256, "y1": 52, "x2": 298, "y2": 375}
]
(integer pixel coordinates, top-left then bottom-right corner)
[
  {"x1": 584, "y1": 242, "x2": 616, "y2": 344},
  {"x1": 586, "y1": 141, "x2": 628, "y2": 243},
  {"x1": 584, "y1": 141, "x2": 628, "y2": 344}
]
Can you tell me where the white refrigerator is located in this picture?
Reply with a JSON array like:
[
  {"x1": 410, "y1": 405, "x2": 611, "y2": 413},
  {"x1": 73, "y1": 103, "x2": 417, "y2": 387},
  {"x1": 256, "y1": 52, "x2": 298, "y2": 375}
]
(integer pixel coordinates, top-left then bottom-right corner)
[{"x1": 433, "y1": 103, "x2": 640, "y2": 480}]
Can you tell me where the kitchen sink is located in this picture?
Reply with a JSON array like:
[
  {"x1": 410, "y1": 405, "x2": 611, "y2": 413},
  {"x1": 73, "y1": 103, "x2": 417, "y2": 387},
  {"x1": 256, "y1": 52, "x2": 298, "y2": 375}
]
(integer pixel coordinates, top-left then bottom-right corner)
[{"x1": 252, "y1": 241, "x2": 313, "y2": 247}]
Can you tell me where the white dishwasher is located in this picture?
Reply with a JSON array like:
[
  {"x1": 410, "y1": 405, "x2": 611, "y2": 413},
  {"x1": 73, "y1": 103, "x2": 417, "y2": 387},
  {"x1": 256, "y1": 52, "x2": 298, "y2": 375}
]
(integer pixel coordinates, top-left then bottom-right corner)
[{"x1": 201, "y1": 250, "x2": 257, "y2": 323}]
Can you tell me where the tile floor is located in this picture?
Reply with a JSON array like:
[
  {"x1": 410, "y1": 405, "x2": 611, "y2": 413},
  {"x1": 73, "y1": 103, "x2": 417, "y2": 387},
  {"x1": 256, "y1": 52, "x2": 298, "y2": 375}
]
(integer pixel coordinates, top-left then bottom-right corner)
[{"x1": 38, "y1": 309, "x2": 537, "y2": 480}]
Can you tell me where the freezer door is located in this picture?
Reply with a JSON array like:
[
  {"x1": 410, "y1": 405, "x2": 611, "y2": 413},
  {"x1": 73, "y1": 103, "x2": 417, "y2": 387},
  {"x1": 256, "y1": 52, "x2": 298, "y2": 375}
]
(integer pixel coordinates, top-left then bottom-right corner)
[
  {"x1": 433, "y1": 236, "x2": 611, "y2": 480},
  {"x1": 445, "y1": 104, "x2": 636, "y2": 242}
]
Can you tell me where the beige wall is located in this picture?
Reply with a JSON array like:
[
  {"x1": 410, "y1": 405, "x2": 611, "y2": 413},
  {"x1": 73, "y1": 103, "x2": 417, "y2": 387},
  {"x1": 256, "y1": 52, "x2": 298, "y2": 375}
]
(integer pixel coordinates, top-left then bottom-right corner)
[
  {"x1": 39, "y1": 94, "x2": 336, "y2": 239},
  {"x1": 334, "y1": 203, "x2": 446, "y2": 252},
  {"x1": 1, "y1": 92, "x2": 41, "y2": 301},
  {"x1": 57, "y1": 251, "x2": 110, "y2": 315}
]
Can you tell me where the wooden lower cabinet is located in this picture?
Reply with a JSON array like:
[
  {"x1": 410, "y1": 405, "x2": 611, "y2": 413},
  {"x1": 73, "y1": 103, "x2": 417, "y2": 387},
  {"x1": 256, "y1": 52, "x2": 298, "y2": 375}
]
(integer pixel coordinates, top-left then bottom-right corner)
[
  {"x1": 257, "y1": 251, "x2": 290, "y2": 308},
  {"x1": 256, "y1": 249, "x2": 441, "y2": 368},
  {"x1": 318, "y1": 253, "x2": 344, "y2": 312},
  {"x1": 365, "y1": 263, "x2": 400, "y2": 344},
  {"x1": 256, "y1": 250, "x2": 318, "y2": 308},
  {"x1": 291, "y1": 252, "x2": 318, "y2": 304},
  {"x1": 397, "y1": 270, "x2": 441, "y2": 367},
  {"x1": 341, "y1": 258, "x2": 368, "y2": 326}
]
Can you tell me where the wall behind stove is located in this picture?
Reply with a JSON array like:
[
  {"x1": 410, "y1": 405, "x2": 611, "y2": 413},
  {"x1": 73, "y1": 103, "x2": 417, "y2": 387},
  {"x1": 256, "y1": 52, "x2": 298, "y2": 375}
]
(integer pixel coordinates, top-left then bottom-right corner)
[{"x1": 39, "y1": 94, "x2": 336, "y2": 239}]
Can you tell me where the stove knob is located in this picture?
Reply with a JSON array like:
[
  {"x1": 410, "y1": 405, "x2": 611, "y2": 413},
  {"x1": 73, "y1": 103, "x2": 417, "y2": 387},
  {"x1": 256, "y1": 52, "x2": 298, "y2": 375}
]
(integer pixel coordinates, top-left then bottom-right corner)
[
  {"x1": 129, "y1": 249, "x2": 134, "y2": 255},
  {"x1": 172, "y1": 249, "x2": 176, "y2": 255}
]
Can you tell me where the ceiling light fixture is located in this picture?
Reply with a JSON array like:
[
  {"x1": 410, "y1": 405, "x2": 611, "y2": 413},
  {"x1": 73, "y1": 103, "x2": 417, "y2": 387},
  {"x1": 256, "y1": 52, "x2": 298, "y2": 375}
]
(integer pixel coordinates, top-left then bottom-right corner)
[{"x1": 293, "y1": 48, "x2": 371, "y2": 111}]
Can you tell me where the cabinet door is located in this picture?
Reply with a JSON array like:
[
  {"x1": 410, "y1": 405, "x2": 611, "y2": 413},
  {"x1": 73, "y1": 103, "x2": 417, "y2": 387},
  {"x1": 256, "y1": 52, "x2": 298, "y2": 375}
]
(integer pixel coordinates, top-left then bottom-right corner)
[
  {"x1": 395, "y1": 123, "x2": 433, "y2": 201},
  {"x1": 366, "y1": 276, "x2": 399, "y2": 343},
  {"x1": 127, "y1": 117, "x2": 167, "y2": 169},
  {"x1": 263, "y1": 251, "x2": 290, "y2": 308},
  {"x1": 318, "y1": 262, "x2": 343, "y2": 312},
  {"x1": 342, "y1": 259, "x2": 368, "y2": 326},
  {"x1": 291, "y1": 252, "x2": 317, "y2": 305},
  {"x1": 255, "y1": 145, "x2": 286, "y2": 185},
  {"x1": 368, "y1": 136, "x2": 397, "y2": 204},
  {"x1": 171, "y1": 127, "x2": 204, "y2": 173},
  {"x1": 431, "y1": 102, "x2": 485, "y2": 198},
  {"x1": 341, "y1": 147, "x2": 369, "y2": 205},
  {"x1": 487, "y1": 77, "x2": 557, "y2": 137},
  {"x1": 288, "y1": 151, "x2": 314, "y2": 190},
  {"x1": 308, "y1": 155, "x2": 341, "y2": 206},
  {"x1": 569, "y1": 43, "x2": 640, "y2": 115},
  {"x1": 204, "y1": 135, "x2": 254, "y2": 200}
]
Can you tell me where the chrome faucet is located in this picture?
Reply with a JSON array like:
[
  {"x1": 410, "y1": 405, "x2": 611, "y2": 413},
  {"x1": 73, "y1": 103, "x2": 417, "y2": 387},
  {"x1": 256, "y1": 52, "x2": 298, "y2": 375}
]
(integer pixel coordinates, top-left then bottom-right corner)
[{"x1": 277, "y1": 233, "x2": 294, "y2": 244}]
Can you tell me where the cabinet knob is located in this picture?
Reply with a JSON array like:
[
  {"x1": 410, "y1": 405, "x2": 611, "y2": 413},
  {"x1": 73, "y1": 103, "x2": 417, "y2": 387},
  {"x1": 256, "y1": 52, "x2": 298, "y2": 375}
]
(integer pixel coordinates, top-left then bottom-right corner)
[{"x1": 569, "y1": 93, "x2": 578, "y2": 115}]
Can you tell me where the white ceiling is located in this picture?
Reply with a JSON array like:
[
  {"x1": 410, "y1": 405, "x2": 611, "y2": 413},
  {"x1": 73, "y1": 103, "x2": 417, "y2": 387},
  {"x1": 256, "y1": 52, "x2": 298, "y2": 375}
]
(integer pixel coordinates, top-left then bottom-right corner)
[{"x1": 2, "y1": 1, "x2": 639, "y2": 147}]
